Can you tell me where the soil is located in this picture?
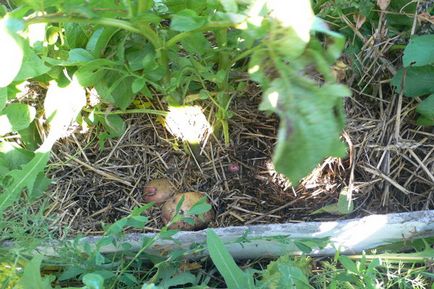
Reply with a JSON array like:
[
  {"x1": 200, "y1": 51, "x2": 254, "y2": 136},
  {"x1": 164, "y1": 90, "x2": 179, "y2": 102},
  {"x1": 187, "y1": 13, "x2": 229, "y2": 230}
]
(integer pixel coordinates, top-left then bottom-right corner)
[{"x1": 45, "y1": 77, "x2": 434, "y2": 236}]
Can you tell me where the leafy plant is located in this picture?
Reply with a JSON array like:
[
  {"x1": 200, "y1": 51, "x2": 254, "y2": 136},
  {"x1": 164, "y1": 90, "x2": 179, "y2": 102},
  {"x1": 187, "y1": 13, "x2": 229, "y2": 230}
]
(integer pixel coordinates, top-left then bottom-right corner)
[
  {"x1": 0, "y1": 0, "x2": 351, "y2": 215},
  {"x1": 392, "y1": 34, "x2": 434, "y2": 126}
]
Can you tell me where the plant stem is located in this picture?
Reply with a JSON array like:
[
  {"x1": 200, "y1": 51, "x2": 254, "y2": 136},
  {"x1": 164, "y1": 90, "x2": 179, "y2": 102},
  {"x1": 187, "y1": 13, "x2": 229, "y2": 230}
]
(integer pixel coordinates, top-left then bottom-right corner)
[
  {"x1": 26, "y1": 15, "x2": 161, "y2": 49},
  {"x1": 137, "y1": 0, "x2": 152, "y2": 14}
]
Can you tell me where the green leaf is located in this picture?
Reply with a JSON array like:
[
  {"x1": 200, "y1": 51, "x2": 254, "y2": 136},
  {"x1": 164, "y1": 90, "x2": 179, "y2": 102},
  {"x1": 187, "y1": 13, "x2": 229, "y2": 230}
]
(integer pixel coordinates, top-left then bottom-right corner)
[
  {"x1": 392, "y1": 67, "x2": 434, "y2": 97},
  {"x1": 0, "y1": 151, "x2": 50, "y2": 214},
  {"x1": 311, "y1": 187, "x2": 354, "y2": 215},
  {"x1": 86, "y1": 26, "x2": 119, "y2": 57},
  {"x1": 220, "y1": 0, "x2": 238, "y2": 12},
  {"x1": 132, "y1": 78, "x2": 146, "y2": 94},
  {"x1": 75, "y1": 59, "x2": 116, "y2": 87},
  {"x1": 207, "y1": 230, "x2": 251, "y2": 289},
  {"x1": 416, "y1": 93, "x2": 434, "y2": 119},
  {"x1": 64, "y1": 23, "x2": 88, "y2": 49},
  {"x1": 95, "y1": 72, "x2": 135, "y2": 109},
  {"x1": 187, "y1": 197, "x2": 211, "y2": 215},
  {"x1": 171, "y1": 9, "x2": 207, "y2": 32},
  {"x1": 339, "y1": 256, "x2": 359, "y2": 274},
  {"x1": 14, "y1": 40, "x2": 50, "y2": 82},
  {"x1": 0, "y1": 141, "x2": 33, "y2": 172},
  {"x1": 0, "y1": 17, "x2": 24, "y2": 87},
  {"x1": 259, "y1": 79, "x2": 348, "y2": 183},
  {"x1": 403, "y1": 35, "x2": 434, "y2": 67},
  {"x1": 260, "y1": 255, "x2": 312, "y2": 289},
  {"x1": 18, "y1": 255, "x2": 54, "y2": 289},
  {"x1": 68, "y1": 48, "x2": 95, "y2": 63},
  {"x1": 96, "y1": 114, "x2": 126, "y2": 137},
  {"x1": 0, "y1": 103, "x2": 36, "y2": 135},
  {"x1": 159, "y1": 272, "x2": 196, "y2": 288},
  {"x1": 82, "y1": 273, "x2": 105, "y2": 289}
]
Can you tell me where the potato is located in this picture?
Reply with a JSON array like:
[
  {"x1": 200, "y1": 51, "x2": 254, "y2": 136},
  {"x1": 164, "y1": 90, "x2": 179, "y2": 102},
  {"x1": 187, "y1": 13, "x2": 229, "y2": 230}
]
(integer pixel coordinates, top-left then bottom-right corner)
[
  {"x1": 161, "y1": 192, "x2": 214, "y2": 230},
  {"x1": 143, "y1": 178, "x2": 175, "y2": 204}
]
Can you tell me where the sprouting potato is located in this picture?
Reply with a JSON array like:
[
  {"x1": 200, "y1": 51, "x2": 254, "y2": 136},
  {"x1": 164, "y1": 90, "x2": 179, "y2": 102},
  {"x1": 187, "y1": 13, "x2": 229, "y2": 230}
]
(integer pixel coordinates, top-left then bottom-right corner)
[
  {"x1": 143, "y1": 178, "x2": 175, "y2": 204},
  {"x1": 161, "y1": 192, "x2": 214, "y2": 230}
]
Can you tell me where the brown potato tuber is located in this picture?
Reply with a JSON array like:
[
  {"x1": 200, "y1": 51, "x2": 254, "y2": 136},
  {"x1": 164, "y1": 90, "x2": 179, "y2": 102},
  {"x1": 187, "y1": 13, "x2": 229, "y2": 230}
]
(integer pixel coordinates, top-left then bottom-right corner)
[
  {"x1": 161, "y1": 192, "x2": 214, "y2": 230},
  {"x1": 143, "y1": 178, "x2": 175, "y2": 204}
]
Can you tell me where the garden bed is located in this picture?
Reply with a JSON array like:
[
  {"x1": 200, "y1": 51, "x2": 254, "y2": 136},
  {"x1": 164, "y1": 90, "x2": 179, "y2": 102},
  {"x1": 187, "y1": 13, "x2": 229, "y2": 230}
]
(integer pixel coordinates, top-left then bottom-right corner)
[{"x1": 45, "y1": 81, "x2": 433, "y2": 236}]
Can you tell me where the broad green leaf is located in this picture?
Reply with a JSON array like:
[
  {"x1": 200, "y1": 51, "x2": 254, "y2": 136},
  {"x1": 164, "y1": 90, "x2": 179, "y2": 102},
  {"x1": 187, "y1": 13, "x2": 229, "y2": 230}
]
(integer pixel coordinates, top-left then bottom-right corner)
[
  {"x1": 403, "y1": 35, "x2": 434, "y2": 67},
  {"x1": 75, "y1": 59, "x2": 116, "y2": 87},
  {"x1": 0, "y1": 17, "x2": 23, "y2": 87},
  {"x1": 132, "y1": 78, "x2": 146, "y2": 93},
  {"x1": 96, "y1": 114, "x2": 126, "y2": 137},
  {"x1": 68, "y1": 48, "x2": 95, "y2": 63},
  {"x1": 170, "y1": 9, "x2": 206, "y2": 32},
  {"x1": 0, "y1": 103, "x2": 36, "y2": 135},
  {"x1": 29, "y1": 173, "x2": 51, "y2": 200},
  {"x1": 180, "y1": 32, "x2": 211, "y2": 55},
  {"x1": 64, "y1": 23, "x2": 88, "y2": 48},
  {"x1": 44, "y1": 77, "x2": 86, "y2": 142},
  {"x1": 259, "y1": 79, "x2": 348, "y2": 183},
  {"x1": 392, "y1": 67, "x2": 434, "y2": 97},
  {"x1": 14, "y1": 40, "x2": 50, "y2": 82},
  {"x1": 86, "y1": 26, "x2": 119, "y2": 57},
  {"x1": 17, "y1": 255, "x2": 54, "y2": 289},
  {"x1": 82, "y1": 273, "x2": 104, "y2": 289},
  {"x1": 416, "y1": 93, "x2": 434, "y2": 120},
  {"x1": 207, "y1": 230, "x2": 251, "y2": 289},
  {"x1": 95, "y1": 72, "x2": 135, "y2": 109}
]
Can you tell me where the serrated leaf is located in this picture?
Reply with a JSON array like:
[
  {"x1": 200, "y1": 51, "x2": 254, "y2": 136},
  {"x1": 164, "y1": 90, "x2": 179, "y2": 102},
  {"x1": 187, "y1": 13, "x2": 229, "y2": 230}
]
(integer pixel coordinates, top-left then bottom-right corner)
[
  {"x1": 0, "y1": 151, "x2": 50, "y2": 214},
  {"x1": 0, "y1": 141, "x2": 33, "y2": 171},
  {"x1": 207, "y1": 230, "x2": 251, "y2": 289},
  {"x1": 171, "y1": 9, "x2": 206, "y2": 32},
  {"x1": 17, "y1": 255, "x2": 54, "y2": 289},
  {"x1": 0, "y1": 17, "x2": 23, "y2": 87},
  {"x1": 0, "y1": 103, "x2": 36, "y2": 135},
  {"x1": 403, "y1": 35, "x2": 434, "y2": 67},
  {"x1": 392, "y1": 67, "x2": 434, "y2": 97}
]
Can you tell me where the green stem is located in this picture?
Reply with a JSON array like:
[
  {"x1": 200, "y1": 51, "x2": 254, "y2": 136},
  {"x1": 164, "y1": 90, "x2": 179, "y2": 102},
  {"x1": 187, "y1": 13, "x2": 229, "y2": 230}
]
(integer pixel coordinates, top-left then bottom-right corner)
[
  {"x1": 26, "y1": 15, "x2": 161, "y2": 49},
  {"x1": 166, "y1": 21, "x2": 233, "y2": 48},
  {"x1": 137, "y1": 0, "x2": 152, "y2": 14}
]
